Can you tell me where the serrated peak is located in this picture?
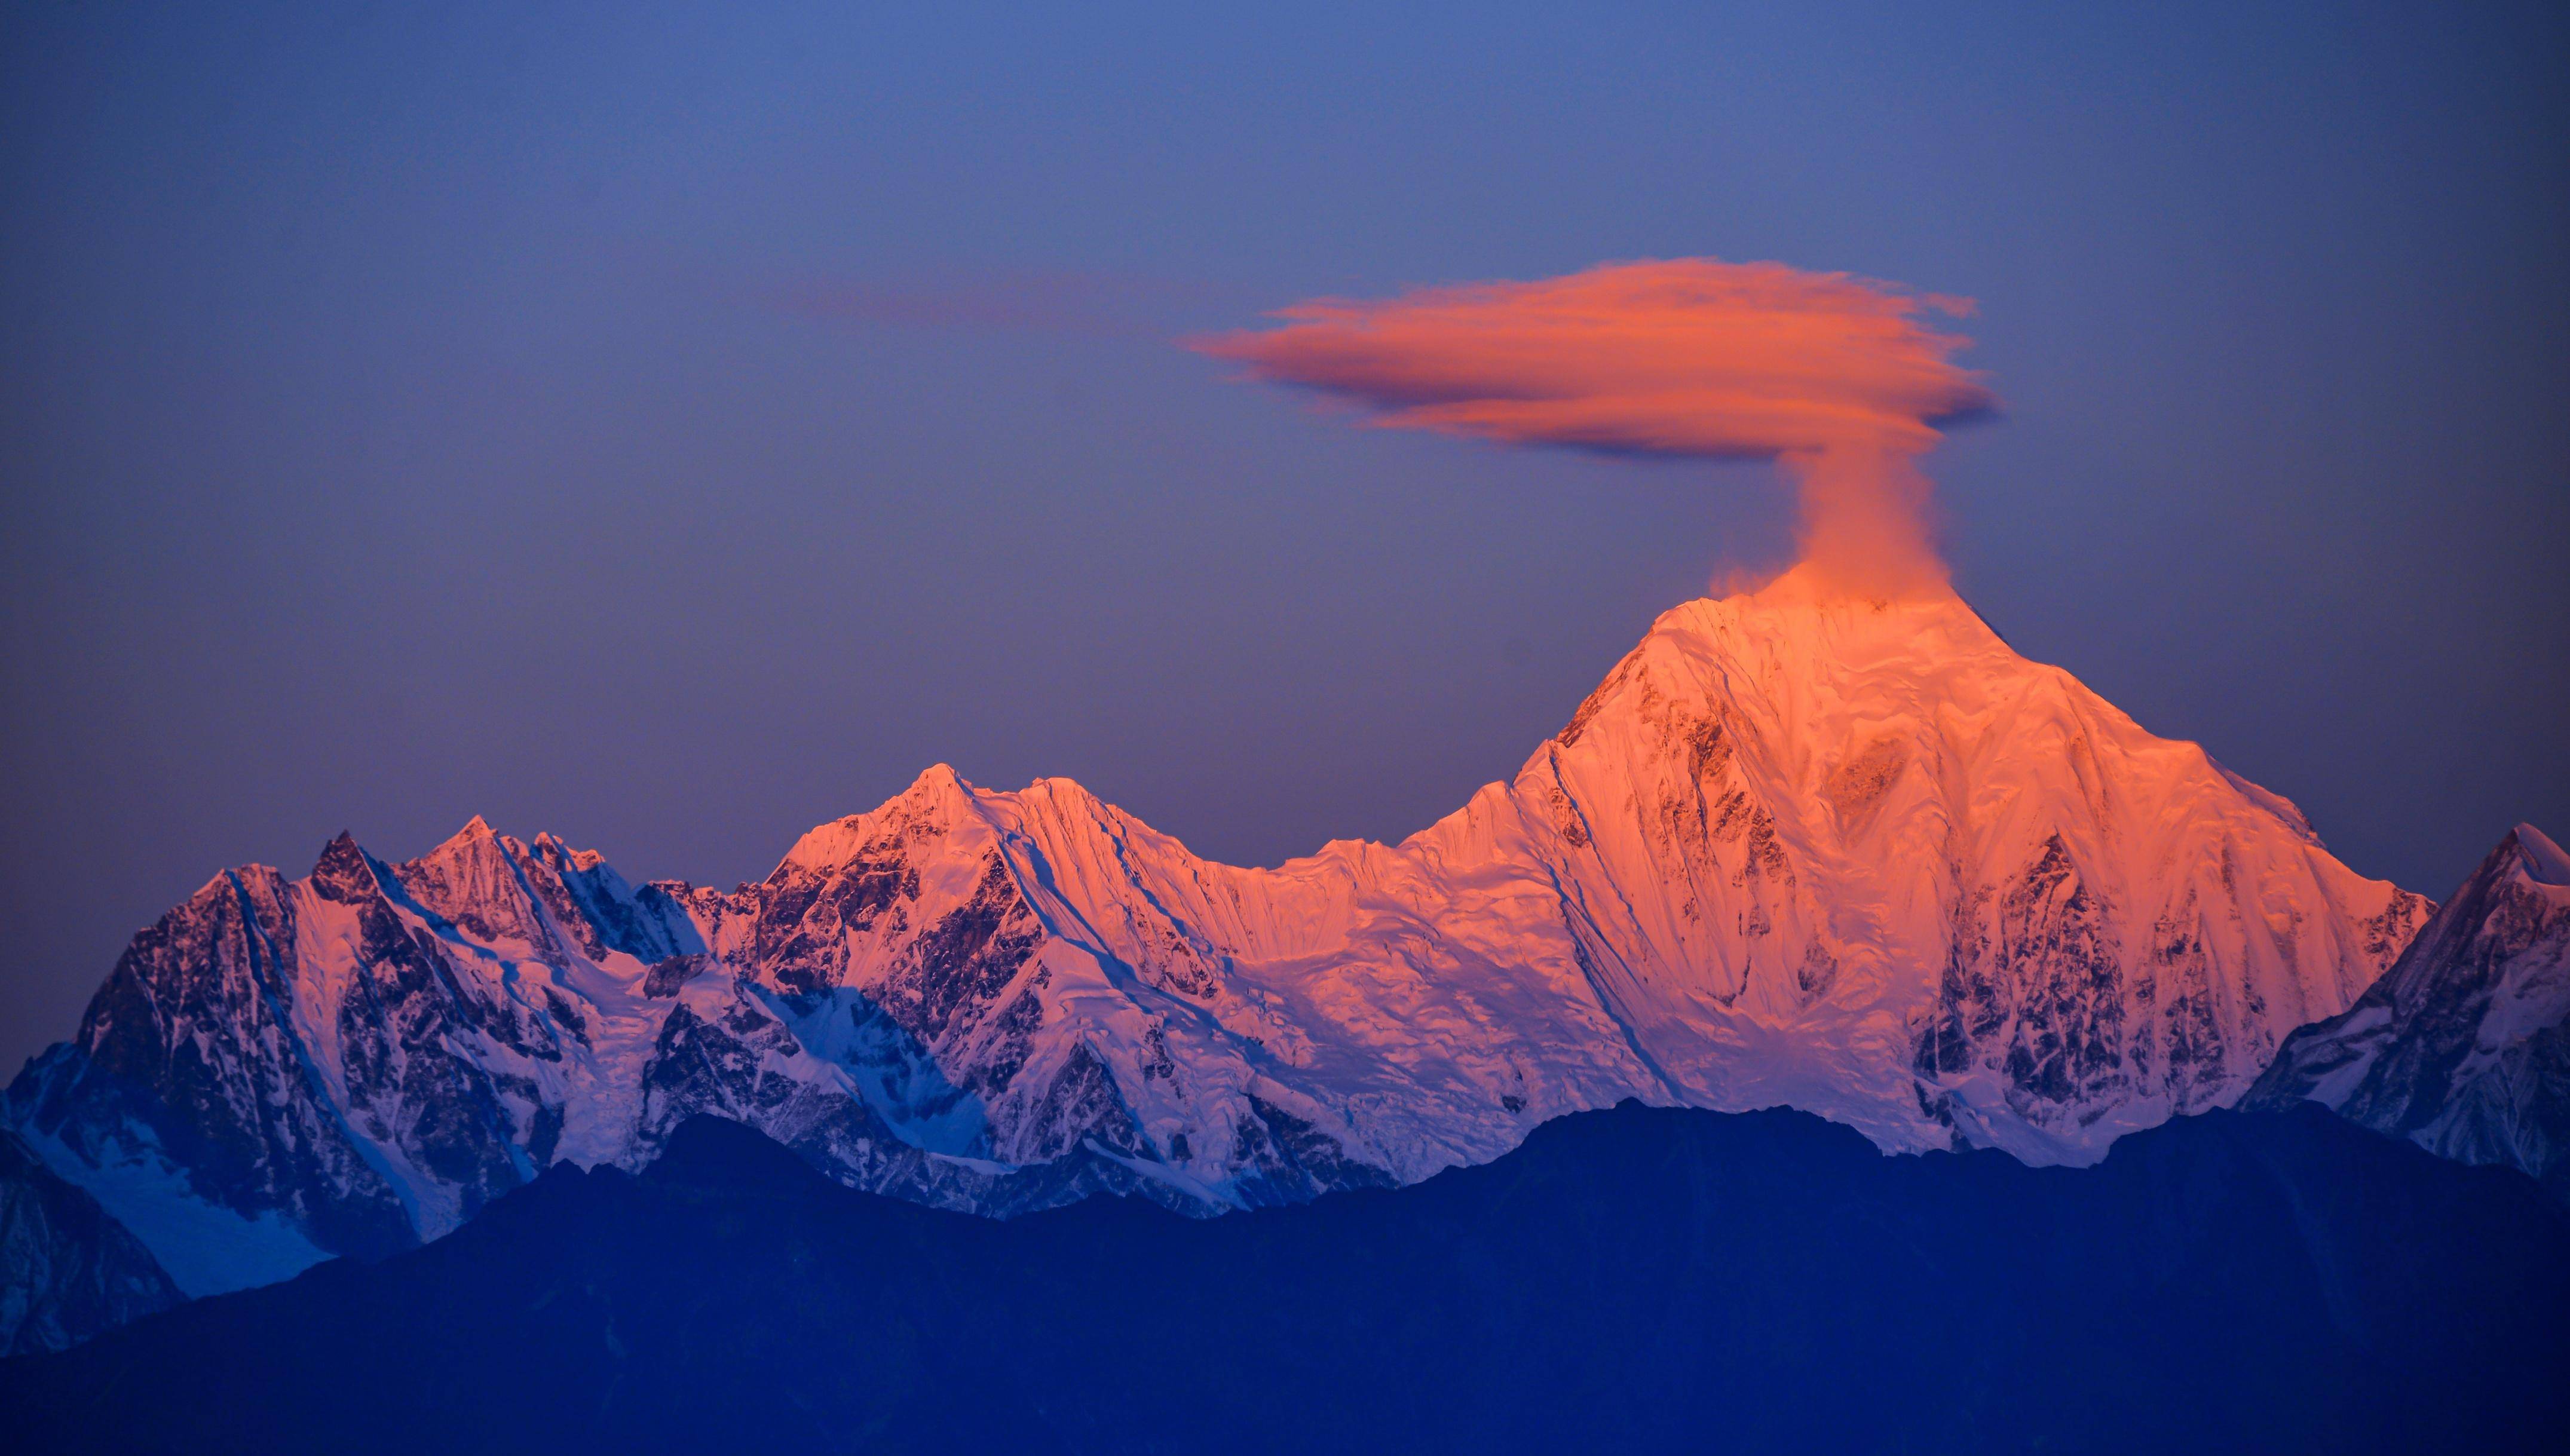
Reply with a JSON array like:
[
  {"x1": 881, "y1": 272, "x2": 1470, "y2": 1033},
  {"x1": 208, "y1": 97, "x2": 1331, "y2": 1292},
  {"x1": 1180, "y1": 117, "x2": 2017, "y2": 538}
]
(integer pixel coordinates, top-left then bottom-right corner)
[{"x1": 307, "y1": 832, "x2": 378, "y2": 901}]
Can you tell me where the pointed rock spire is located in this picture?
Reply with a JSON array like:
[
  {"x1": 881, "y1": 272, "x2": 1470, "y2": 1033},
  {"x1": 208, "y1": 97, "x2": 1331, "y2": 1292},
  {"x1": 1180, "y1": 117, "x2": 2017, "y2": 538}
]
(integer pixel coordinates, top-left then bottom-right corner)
[{"x1": 308, "y1": 832, "x2": 378, "y2": 902}]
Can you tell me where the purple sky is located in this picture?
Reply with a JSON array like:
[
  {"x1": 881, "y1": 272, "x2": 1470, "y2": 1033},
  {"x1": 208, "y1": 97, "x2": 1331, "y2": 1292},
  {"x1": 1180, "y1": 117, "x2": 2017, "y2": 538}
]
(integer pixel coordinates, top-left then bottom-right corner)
[{"x1": 4, "y1": 1, "x2": 2565, "y2": 1070}]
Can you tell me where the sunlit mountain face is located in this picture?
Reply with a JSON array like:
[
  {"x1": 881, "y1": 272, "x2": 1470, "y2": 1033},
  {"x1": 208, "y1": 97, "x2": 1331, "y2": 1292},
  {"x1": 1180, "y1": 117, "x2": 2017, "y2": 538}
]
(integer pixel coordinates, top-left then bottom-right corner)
[{"x1": 4, "y1": 568, "x2": 2458, "y2": 1348}]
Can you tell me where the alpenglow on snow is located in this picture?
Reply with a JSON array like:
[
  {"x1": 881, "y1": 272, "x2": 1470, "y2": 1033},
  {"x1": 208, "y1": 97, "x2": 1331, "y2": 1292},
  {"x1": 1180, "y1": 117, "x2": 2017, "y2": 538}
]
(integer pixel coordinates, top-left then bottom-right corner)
[{"x1": 4, "y1": 568, "x2": 2431, "y2": 1321}]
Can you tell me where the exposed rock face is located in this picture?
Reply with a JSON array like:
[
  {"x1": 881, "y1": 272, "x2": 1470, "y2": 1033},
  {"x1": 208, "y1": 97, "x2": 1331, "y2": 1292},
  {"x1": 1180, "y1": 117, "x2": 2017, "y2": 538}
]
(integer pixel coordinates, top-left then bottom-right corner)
[
  {"x1": 0, "y1": 1129, "x2": 183, "y2": 1355},
  {"x1": 4, "y1": 569, "x2": 2429, "y2": 1334},
  {"x1": 2247, "y1": 823, "x2": 2570, "y2": 1203}
]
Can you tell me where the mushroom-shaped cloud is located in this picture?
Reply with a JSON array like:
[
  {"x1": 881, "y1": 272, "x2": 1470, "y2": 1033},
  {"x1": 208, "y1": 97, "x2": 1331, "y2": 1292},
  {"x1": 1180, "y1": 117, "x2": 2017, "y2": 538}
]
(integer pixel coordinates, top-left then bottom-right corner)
[{"x1": 1190, "y1": 258, "x2": 1995, "y2": 594}]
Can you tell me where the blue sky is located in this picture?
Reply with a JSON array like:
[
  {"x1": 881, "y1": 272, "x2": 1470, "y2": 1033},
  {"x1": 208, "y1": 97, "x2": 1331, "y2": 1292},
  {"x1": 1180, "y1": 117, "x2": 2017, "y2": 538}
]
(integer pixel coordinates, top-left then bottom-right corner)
[{"x1": 3, "y1": 1, "x2": 2563, "y2": 1065}]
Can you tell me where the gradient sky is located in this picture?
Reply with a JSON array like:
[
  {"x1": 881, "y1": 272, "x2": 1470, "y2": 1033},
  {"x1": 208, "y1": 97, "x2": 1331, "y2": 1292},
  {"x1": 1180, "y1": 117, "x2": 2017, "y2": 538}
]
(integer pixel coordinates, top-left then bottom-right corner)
[{"x1": 4, "y1": 1, "x2": 2565, "y2": 1070}]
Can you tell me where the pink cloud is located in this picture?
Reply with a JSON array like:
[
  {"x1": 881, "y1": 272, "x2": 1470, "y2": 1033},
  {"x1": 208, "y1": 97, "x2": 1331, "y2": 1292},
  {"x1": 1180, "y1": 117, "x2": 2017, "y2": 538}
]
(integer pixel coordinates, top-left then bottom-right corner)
[{"x1": 1190, "y1": 258, "x2": 1995, "y2": 592}]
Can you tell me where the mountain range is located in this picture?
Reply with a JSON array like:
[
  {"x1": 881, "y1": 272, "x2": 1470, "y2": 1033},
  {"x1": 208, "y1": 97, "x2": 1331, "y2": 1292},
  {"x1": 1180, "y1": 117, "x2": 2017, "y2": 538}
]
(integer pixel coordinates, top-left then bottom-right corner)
[{"x1": 8, "y1": 567, "x2": 2561, "y2": 1359}]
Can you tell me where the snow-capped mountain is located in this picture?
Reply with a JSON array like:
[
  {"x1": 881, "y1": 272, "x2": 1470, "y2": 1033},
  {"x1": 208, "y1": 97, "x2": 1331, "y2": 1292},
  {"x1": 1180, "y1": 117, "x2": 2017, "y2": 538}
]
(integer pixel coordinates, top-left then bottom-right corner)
[
  {"x1": 4, "y1": 568, "x2": 2432, "y2": 1323},
  {"x1": 2246, "y1": 823, "x2": 2570, "y2": 1202}
]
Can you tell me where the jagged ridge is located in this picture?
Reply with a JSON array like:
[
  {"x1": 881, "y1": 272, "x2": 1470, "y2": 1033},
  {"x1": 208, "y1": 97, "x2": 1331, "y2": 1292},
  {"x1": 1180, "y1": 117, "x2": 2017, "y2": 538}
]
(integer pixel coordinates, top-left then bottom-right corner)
[{"x1": 4, "y1": 569, "x2": 2431, "y2": 1337}]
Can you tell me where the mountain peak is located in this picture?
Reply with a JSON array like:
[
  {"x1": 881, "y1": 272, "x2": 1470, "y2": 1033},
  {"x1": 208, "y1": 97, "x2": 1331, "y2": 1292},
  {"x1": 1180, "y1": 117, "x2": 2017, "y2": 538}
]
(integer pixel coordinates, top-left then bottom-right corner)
[
  {"x1": 1659, "y1": 562, "x2": 2005, "y2": 664},
  {"x1": 2248, "y1": 821, "x2": 2570, "y2": 1204},
  {"x1": 2, "y1": 574, "x2": 2453, "y2": 1325},
  {"x1": 643, "y1": 1114, "x2": 821, "y2": 1194},
  {"x1": 415, "y1": 814, "x2": 503, "y2": 857},
  {"x1": 525, "y1": 832, "x2": 605, "y2": 873},
  {"x1": 875, "y1": 762, "x2": 976, "y2": 818},
  {"x1": 308, "y1": 832, "x2": 376, "y2": 900},
  {"x1": 2510, "y1": 823, "x2": 2570, "y2": 889},
  {"x1": 774, "y1": 762, "x2": 981, "y2": 874},
  {"x1": 1520, "y1": 566, "x2": 2428, "y2": 1162},
  {"x1": 403, "y1": 816, "x2": 523, "y2": 885}
]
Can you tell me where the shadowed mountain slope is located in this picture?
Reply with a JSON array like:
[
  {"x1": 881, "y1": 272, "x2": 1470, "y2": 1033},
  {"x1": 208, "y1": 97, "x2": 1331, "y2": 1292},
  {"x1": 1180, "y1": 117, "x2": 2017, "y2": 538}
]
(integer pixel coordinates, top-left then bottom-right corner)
[
  {"x1": 0, "y1": 1130, "x2": 180, "y2": 1356},
  {"x1": 2249, "y1": 823, "x2": 2570, "y2": 1202}
]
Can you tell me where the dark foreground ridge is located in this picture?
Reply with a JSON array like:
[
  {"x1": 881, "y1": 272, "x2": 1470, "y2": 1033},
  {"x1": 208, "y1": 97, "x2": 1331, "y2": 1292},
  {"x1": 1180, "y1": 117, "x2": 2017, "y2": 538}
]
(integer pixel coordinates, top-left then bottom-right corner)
[
  {"x1": 0, "y1": 1130, "x2": 181, "y2": 1355},
  {"x1": 5, "y1": 1102, "x2": 2565, "y2": 1454}
]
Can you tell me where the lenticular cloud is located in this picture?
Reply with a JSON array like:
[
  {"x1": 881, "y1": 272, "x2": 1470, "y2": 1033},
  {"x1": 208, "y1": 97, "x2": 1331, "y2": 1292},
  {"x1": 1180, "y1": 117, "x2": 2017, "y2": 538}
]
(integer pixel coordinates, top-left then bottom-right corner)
[{"x1": 1190, "y1": 258, "x2": 1995, "y2": 593}]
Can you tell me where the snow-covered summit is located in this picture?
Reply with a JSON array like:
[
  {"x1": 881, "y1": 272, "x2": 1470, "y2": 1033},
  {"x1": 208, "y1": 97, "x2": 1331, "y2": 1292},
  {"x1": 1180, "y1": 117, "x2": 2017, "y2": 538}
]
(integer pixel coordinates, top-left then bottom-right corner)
[
  {"x1": 7, "y1": 571, "x2": 2433, "y2": 1316},
  {"x1": 2514, "y1": 822, "x2": 2570, "y2": 887},
  {"x1": 2247, "y1": 823, "x2": 2570, "y2": 1202}
]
